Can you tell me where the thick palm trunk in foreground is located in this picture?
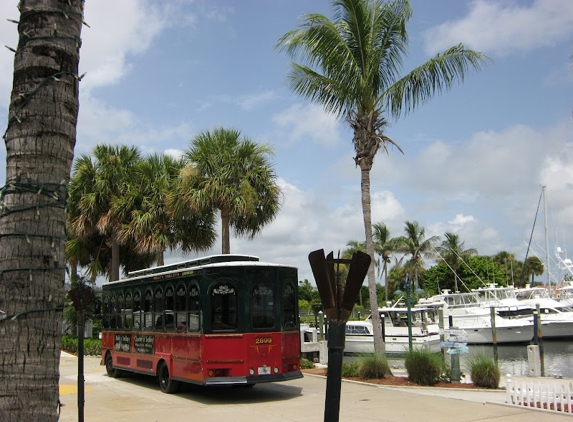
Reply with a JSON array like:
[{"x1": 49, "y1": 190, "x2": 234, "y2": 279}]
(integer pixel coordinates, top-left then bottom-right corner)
[{"x1": 0, "y1": 1, "x2": 83, "y2": 420}]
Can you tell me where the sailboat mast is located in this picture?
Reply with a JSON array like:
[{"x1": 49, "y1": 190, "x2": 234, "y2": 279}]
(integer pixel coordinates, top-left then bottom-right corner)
[{"x1": 543, "y1": 185, "x2": 551, "y2": 292}]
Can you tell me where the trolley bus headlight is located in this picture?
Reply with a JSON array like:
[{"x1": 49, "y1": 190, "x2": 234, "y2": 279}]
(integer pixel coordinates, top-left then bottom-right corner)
[
  {"x1": 249, "y1": 368, "x2": 255, "y2": 376},
  {"x1": 273, "y1": 367, "x2": 279, "y2": 374}
]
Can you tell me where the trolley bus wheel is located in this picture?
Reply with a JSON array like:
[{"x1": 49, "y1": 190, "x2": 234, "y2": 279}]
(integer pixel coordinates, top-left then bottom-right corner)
[
  {"x1": 105, "y1": 353, "x2": 122, "y2": 378},
  {"x1": 158, "y1": 361, "x2": 180, "y2": 394}
]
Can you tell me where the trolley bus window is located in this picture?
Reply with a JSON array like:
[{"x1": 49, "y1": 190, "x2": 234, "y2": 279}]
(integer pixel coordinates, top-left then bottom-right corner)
[
  {"x1": 144, "y1": 289, "x2": 153, "y2": 330},
  {"x1": 124, "y1": 290, "x2": 133, "y2": 329},
  {"x1": 110, "y1": 294, "x2": 117, "y2": 329},
  {"x1": 165, "y1": 285, "x2": 175, "y2": 330},
  {"x1": 282, "y1": 282, "x2": 297, "y2": 330},
  {"x1": 154, "y1": 286, "x2": 165, "y2": 330},
  {"x1": 117, "y1": 293, "x2": 124, "y2": 329},
  {"x1": 252, "y1": 283, "x2": 274, "y2": 329},
  {"x1": 102, "y1": 294, "x2": 110, "y2": 329},
  {"x1": 210, "y1": 281, "x2": 238, "y2": 331},
  {"x1": 175, "y1": 283, "x2": 186, "y2": 331},
  {"x1": 133, "y1": 290, "x2": 142, "y2": 330},
  {"x1": 188, "y1": 283, "x2": 200, "y2": 331}
]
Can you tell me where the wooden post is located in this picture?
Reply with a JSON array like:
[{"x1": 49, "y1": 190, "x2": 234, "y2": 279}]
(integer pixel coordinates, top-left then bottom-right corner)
[{"x1": 490, "y1": 306, "x2": 498, "y2": 363}]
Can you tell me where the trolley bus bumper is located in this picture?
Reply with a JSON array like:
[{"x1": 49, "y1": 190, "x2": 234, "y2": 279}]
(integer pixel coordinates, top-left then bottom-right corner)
[{"x1": 205, "y1": 371, "x2": 303, "y2": 386}]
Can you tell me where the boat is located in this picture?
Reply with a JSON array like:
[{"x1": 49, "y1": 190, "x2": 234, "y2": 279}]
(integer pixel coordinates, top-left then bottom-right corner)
[
  {"x1": 473, "y1": 284, "x2": 573, "y2": 339},
  {"x1": 513, "y1": 285, "x2": 573, "y2": 338},
  {"x1": 416, "y1": 290, "x2": 534, "y2": 344},
  {"x1": 344, "y1": 307, "x2": 441, "y2": 355}
]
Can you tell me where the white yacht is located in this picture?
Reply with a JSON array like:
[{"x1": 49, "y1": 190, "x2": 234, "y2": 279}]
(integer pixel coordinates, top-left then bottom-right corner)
[
  {"x1": 344, "y1": 307, "x2": 441, "y2": 355},
  {"x1": 513, "y1": 286, "x2": 573, "y2": 338},
  {"x1": 474, "y1": 284, "x2": 573, "y2": 339},
  {"x1": 416, "y1": 290, "x2": 533, "y2": 344}
]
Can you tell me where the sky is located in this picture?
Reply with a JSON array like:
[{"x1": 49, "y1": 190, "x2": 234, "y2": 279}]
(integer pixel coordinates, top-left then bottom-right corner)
[{"x1": 0, "y1": 0, "x2": 572, "y2": 286}]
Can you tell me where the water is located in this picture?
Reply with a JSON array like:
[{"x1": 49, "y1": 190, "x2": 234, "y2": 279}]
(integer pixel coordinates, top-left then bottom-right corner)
[{"x1": 346, "y1": 339, "x2": 573, "y2": 378}]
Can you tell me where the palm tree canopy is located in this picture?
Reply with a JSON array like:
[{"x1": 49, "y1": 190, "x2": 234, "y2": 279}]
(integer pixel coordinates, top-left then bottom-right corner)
[
  {"x1": 69, "y1": 144, "x2": 141, "y2": 240},
  {"x1": 436, "y1": 232, "x2": 477, "y2": 263},
  {"x1": 184, "y1": 127, "x2": 281, "y2": 252},
  {"x1": 276, "y1": 0, "x2": 490, "y2": 121},
  {"x1": 373, "y1": 222, "x2": 395, "y2": 261},
  {"x1": 394, "y1": 220, "x2": 440, "y2": 273},
  {"x1": 117, "y1": 153, "x2": 216, "y2": 264}
]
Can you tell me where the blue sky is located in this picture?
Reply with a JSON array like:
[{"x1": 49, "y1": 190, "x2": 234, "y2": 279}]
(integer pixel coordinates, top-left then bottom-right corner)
[{"x1": 1, "y1": 0, "x2": 572, "y2": 285}]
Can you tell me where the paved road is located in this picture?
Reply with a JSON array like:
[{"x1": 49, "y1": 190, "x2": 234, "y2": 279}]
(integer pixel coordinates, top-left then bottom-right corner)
[{"x1": 59, "y1": 353, "x2": 572, "y2": 421}]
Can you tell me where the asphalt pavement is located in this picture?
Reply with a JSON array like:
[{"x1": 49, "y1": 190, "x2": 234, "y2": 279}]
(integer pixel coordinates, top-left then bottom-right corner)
[{"x1": 58, "y1": 352, "x2": 572, "y2": 421}]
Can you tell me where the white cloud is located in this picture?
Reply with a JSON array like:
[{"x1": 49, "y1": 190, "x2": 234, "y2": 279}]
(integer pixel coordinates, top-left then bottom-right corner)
[
  {"x1": 76, "y1": 96, "x2": 194, "y2": 156},
  {"x1": 272, "y1": 103, "x2": 343, "y2": 146},
  {"x1": 423, "y1": 0, "x2": 573, "y2": 57},
  {"x1": 239, "y1": 90, "x2": 276, "y2": 110},
  {"x1": 80, "y1": 1, "x2": 168, "y2": 93},
  {"x1": 394, "y1": 123, "x2": 547, "y2": 197},
  {"x1": 164, "y1": 149, "x2": 185, "y2": 160}
]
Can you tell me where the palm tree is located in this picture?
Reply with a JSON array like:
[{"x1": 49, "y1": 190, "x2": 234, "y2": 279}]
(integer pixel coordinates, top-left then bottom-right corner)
[
  {"x1": 372, "y1": 222, "x2": 396, "y2": 302},
  {"x1": 68, "y1": 144, "x2": 142, "y2": 281},
  {"x1": 276, "y1": 0, "x2": 489, "y2": 355},
  {"x1": 117, "y1": 153, "x2": 217, "y2": 266},
  {"x1": 435, "y1": 232, "x2": 477, "y2": 292},
  {"x1": 183, "y1": 127, "x2": 281, "y2": 254},
  {"x1": 492, "y1": 251, "x2": 516, "y2": 286},
  {"x1": 522, "y1": 256, "x2": 545, "y2": 287},
  {"x1": 0, "y1": 1, "x2": 84, "y2": 419},
  {"x1": 394, "y1": 221, "x2": 440, "y2": 289}
]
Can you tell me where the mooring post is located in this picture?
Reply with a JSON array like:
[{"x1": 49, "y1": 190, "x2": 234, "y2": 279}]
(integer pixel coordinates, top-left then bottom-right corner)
[
  {"x1": 490, "y1": 306, "x2": 498, "y2": 363},
  {"x1": 536, "y1": 303, "x2": 545, "y2": 376}
]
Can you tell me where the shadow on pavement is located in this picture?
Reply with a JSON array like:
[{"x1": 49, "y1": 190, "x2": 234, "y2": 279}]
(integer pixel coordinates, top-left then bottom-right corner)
[{"x1": 110, "y1": 372, "x2": 304, "y2": 404}]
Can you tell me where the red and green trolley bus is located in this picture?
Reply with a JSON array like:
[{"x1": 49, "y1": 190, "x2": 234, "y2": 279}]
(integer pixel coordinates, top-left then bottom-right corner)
[{"x1": 100, "y1": 254, "x2": 303, "y2": 393}]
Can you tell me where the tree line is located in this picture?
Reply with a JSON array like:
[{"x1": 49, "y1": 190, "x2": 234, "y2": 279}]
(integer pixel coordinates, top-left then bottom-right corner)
[
  {"x1": 67, "y1": 128, "x2": 281, "y2": 283},
  {"x1": 299, "y1": 220, "x2": 545, "y2": 314}
]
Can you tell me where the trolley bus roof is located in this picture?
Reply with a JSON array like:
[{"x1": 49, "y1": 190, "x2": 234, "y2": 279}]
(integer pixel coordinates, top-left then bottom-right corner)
[{"x1": 102, "y1": 254, "x2": 297, "y2": 286}]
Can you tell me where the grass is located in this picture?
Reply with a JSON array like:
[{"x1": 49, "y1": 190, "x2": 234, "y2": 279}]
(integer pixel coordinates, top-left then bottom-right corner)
[
  {"x1": 466, "y1": 352, "x2": 500, "y2": 389},
  {"x1": 358, "y1": 354, "x2": 390, "y2": 379},
  {"x1": 404, "y1": 347, "x2": 444, "y2": 386}
]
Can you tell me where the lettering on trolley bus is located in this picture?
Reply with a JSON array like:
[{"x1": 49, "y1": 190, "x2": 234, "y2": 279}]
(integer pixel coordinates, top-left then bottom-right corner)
[
  {"x1": 134, "y1": 335, "x2": 154, "y2": 354},
  {"x1": 114, "y1": 334, "x2": 131, "y2": 352},
  {"x1": 255, "y1": 337, "x2": 272, "y2": 345},
  {"x1": 153, "y1": 272, "x2": 181, "y2": 281}
]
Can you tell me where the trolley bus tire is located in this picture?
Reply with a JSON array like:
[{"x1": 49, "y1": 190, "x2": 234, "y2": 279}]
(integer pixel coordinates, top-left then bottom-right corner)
[
  {"x1": 158, "y1": 361, "x2": 180, "y2": 394},
  {"x1": 105, "y1": 353, "x2": 122, "y2": 378}
]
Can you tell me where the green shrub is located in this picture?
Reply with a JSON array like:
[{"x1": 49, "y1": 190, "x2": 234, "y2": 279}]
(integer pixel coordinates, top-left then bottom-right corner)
[
  {"x1": 341, "y1": 362, "x2": 360, "y2": 377},
  {"x1": 359, "y1": 354, "x2": 390, "y2": 379},
  {"x1": 84, "y1": 338, "x2": 103, "y2": 356},
  {"x1": 300, "y1": 358, "x2": 315, "y2": 369},
  {"x1": 61, "y1": 335, "x2": 78, "y2": 354},
  {"x1": 405, "y1": 347, "x2": 443, "y2": 386},
  {"x1": 61, "y1": 335, "x2": 102, "y2": 357},
  {"x1": 466, "y1": 352, "x2": 500, "y2": 389}
]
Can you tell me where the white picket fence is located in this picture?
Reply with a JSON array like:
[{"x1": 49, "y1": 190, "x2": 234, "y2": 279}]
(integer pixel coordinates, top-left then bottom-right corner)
[{"x1": 506, "y1": 377, "x2": 573, "y2": 414}]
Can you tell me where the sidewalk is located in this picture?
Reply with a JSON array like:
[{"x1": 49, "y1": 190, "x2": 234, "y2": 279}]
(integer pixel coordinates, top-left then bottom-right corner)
[{"x1": 59, "y1": 353, "x2": 572, "y2": 421}]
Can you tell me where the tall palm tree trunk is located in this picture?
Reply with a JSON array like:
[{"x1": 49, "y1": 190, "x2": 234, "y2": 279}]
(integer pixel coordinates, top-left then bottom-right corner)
[
  {"x1": 111, "y1": 238, "x2": 120, "y2": 281},
  {"x1": 0, "y1": 1, "x2": 83, "y2": 420},
  {"x1": 156, "y1": 250, "x2": 165, "y2": 267},
  {"x1": 361, "y1": 168, "x2": 385, "y2": 354},
  {"x1": 221, "y1": 207, "x2": 231, "y2": 254}
]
